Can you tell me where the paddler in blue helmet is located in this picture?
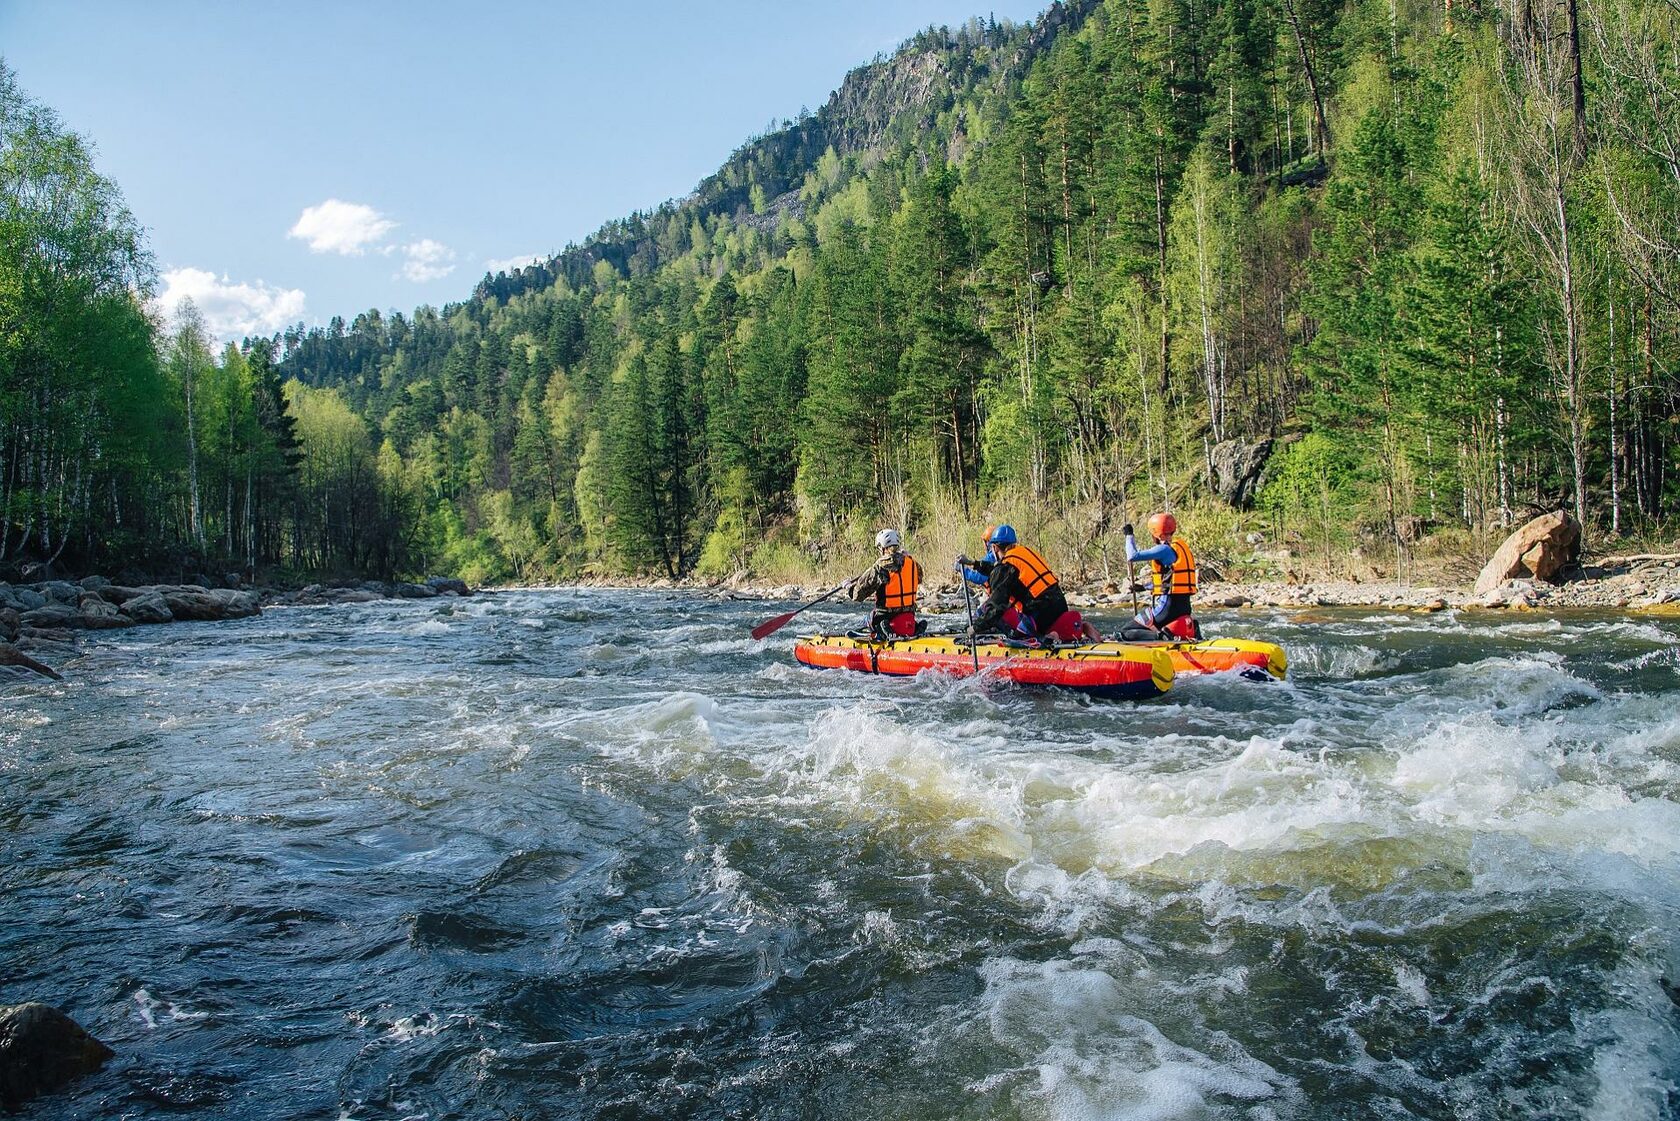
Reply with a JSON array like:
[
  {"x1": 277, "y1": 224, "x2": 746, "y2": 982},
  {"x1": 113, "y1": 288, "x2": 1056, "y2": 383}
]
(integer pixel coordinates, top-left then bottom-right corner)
[
  {"x1": 1119, "y1": 512, "x2": 1201, "y2": 641},
  {"x1": 960, "y1": 524, "x2": 1096, "y2": 642},
  {"x1": 849, "y1": 528, "x2": 923, "y2": 639}
]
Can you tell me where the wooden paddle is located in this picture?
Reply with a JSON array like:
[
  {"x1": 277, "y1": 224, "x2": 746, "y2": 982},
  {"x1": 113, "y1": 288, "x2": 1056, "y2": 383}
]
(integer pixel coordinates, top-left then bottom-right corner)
[{"x1": 750, "y1": 579, "x2": 855, "y2": 640}]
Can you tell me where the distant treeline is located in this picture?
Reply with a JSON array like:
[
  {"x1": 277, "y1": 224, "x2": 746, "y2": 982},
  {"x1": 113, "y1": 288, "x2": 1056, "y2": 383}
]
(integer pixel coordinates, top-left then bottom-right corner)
[{"x1": 4, "y1": 0, "x2": 1677, "y2": 584}]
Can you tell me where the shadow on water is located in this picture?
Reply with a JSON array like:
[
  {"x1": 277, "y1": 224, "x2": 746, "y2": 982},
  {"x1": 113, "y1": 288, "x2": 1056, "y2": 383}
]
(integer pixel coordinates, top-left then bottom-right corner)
[{"x1": 2, "y1": 590, "x2": 1678, "y2": 1119}]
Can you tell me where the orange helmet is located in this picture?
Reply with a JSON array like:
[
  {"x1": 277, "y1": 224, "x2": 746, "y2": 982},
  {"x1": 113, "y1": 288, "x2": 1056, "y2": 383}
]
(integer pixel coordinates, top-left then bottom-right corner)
[{"x1": 1146, "y1": 512, "x2": 1178, "y2": 539}]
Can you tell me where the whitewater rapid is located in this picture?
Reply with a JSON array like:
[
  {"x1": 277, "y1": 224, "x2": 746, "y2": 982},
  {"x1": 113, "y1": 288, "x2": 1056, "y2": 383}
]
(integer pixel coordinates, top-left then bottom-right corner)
[{"x1": 2, "y1": 590, "x2": 1676, "y2": 1119}]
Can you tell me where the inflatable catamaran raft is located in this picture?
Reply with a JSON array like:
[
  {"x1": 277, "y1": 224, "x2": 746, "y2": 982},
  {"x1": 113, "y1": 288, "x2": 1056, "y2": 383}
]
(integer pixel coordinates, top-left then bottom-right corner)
[{"x1": 793, "y1": 633, "x2": 1286, "y2": 700}]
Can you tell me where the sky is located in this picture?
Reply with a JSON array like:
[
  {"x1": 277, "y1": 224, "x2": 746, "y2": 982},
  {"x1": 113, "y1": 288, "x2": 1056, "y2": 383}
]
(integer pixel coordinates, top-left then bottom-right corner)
[{"x1": 1, "y1": 0, "x2": 1048, "y2": 343}]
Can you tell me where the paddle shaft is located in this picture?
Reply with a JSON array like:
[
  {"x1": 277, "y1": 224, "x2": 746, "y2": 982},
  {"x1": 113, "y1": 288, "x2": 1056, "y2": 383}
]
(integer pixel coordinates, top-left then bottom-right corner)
[
  {"x1": 959, "y1": 569, "x2": 980, "y2": 674},
  {"x1": 749, "y1": 578, "x2": 854, "y2": 640}
]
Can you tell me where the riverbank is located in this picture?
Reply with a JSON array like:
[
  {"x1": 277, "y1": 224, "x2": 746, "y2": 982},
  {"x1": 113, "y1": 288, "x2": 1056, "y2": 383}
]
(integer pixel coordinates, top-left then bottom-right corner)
[{"x1": 566, "y1": 553, "x2": 1680, "y2": 616}]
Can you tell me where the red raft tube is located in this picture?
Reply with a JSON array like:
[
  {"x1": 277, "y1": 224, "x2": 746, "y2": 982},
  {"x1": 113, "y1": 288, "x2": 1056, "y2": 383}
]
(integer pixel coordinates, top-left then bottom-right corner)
[{"x1": 793, "y1": 634, "x2": 1175, "y2": 700}]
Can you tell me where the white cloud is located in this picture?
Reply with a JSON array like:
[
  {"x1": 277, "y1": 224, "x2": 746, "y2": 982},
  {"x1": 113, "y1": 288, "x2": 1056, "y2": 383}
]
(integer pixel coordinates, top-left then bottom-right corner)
[
  {"x1": 157, "y1": 267, "x2": 306, "y2": 342},
  {"x1": 288, "y1": 198, "x2": 396, "y2": 255},
  {"x1": 483, "y1": 252, "x2": 545, "y2": 276},
  {"x1": 400, "y1": 238, "x2": 456, "y2": 282}
]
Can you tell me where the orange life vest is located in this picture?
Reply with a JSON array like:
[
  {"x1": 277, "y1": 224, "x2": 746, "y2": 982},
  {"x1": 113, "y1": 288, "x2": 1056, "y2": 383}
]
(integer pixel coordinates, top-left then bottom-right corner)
[
  {"x1": 999, "y1": 543, "x2": 1058, "y2": 603},
  {"x1": 1151, "y1": 539, "x2": 1198, "y2": 596},
  {"x1": 879, "y1": 554, "x2": 921, "y2": 612}
]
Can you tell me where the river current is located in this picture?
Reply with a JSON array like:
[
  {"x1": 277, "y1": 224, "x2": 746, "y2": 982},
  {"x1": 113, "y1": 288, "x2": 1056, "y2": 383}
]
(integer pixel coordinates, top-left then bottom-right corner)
[{"x1": 3, "y1": 589, "x2": 1679, "y2": 1120}]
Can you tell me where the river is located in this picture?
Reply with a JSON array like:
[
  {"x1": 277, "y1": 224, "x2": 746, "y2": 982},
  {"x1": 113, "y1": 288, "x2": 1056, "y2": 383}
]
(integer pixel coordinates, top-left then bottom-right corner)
[{"x1": 3, "y1": 589, "x2": 1678, "y2": 1119}]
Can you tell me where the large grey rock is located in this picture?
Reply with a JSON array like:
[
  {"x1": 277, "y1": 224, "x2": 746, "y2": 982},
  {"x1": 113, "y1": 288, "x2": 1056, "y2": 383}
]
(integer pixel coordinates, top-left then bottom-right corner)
[
  {"x1": 0, "y1": 1002, "x2": 112, "y2": 1109},
  {"x1": 37, "y1": 581, "x2": 81, "y2": 605},
  {"x1": 0, "y1": 607, "x2": 16, "y2": 643},
  {"x1": 158, "y1": 588, "x2": 258, "y2": 621},
  {"x1": 211, "y1": 589, "x2": 261, "y2": 617},
  {"x1": 76, "y1": 597, "x2": 135, "y2": 630},
  {"x1": 0, "y1": 582, "x2": 16, "y2": 610},
  {"x1": 1473, "y1": 511, "x2": 1580, "y2": 594},
  {"x1": 119, "y1": 591, "x2": 174, "y2": 624},
  {"x1": 1208, "y1": 438, "x2": 1273, "y2": 509},
  {"x1": 78, "y1": 575, "x2": 110, "y2": 591},
  {"x1": 161, "y1": 590, "x2": 228, "y2": 620},
  {"x1": 12, "y1": 587, "x2": 46, "y2": 611},
  {"x1": 425, "y1": 577, "x2": 472, "y2": 597},
  {"x1": 20, "y1": 603, "x2": 80, "y2": 629},
  {"x1": 395, "y1": 582, "x2": 439, "y2": 599}
]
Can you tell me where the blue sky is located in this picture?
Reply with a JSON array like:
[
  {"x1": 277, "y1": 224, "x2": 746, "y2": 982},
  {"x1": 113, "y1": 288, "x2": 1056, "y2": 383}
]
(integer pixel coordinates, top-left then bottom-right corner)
[{"x1": 2, "y1": 1, "x2": 1047, "y2": 342}]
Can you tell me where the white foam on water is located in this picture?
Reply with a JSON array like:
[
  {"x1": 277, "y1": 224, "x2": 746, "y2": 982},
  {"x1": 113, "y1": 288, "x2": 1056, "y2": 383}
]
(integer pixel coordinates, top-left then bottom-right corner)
[
  {"x1": 1285, "y1": 643, "x2": 1397, "y2": 678},
  {"x1": 409, "y1": 619, "x2": 450, "y2": 636},
  {"x1": 132, "y1": 987, "x2": 208, "y2": 1028},
  {"x1": 383, "y1": 1010, "x2": 470, "y2": 1043},
  {"x1": 1583, "y1": 963, "x2": 1680, "y2": 1120},
  {"x1": 770, "y1": 704, "x2": 1032, "y2": 861},
  {"x1": 972, "y1": 955, "x2": 1295, "y2": 1120}
]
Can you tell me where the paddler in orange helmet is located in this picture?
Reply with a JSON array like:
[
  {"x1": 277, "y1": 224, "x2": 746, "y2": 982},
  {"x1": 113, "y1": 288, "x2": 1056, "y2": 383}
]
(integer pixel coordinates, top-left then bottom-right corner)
[
  {"x1": 1119, "y1": 512, "x2": 1201, "y2": 640},
  {"x1": 849, "y1": 528, "x2": 923, "y2": 639},
  {"x1": 963, "y1": 524, "x2": 1097, "y2": 642}
]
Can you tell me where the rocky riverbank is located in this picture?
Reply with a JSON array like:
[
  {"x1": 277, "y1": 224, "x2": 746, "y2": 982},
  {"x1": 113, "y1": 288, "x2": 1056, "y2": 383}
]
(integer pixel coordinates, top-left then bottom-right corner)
[
  {"x1": 573, "y1": 555, "x2": 1680, "y2": 618},
  {"x1": 0, "y1": 575, "x2": 475, "y2": 680}
]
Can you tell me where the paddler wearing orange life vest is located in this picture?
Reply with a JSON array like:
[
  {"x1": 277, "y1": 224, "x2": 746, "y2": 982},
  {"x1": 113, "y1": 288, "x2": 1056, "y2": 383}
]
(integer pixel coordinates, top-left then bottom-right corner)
[
  {"x1": 1120, "y1": 512, "x2": 1202, "y2": 641},
  {"x1": 849, "y1": 528, "x2": 923, "y2": 638},
  {"x1": 962, "y1": 524, "x2": 1097, "y2": 642}
]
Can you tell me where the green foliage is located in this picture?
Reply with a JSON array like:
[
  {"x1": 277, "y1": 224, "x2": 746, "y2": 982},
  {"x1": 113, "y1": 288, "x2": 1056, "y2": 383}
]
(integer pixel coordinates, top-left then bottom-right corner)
[{"x1": 14, "y1": 0, "x2": 1680, "y2": 586}]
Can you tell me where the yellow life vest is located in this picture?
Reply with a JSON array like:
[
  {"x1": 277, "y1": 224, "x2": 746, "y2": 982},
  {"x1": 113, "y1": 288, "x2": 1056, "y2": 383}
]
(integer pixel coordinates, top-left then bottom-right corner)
[
  {"x1": 880, "y1": 554, "x2": 921, "y2": 612},
  {"x1": 1000, "y1": 543, "x2": 1058, "y2": 602},
  {"x1": 1151, "y1": 539, "x2": 1198, "y2": 596}
]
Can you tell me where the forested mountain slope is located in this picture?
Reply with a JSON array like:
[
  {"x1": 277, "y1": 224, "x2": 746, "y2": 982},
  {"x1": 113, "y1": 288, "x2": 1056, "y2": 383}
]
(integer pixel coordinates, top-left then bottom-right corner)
[{"x1": 6, "y1": 0, "x2": 1677, "y2": 584}]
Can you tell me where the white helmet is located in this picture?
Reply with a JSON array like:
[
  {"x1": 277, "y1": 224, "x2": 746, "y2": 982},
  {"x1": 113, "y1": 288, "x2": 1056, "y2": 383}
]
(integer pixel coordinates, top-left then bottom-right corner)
[{"x1": 875, "y1": 528, "x2": 901, "y2": 549}]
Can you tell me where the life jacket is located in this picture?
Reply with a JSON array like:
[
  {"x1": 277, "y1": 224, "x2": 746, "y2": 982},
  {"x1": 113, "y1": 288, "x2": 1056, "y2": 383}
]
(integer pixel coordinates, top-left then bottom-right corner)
[
  {"x1": 878, "y1": 553, "x2": 921, "y2": 613},
  {"x1": 999, "y1": 543, "x2": 1058, "y2": 603},
  {"x1": 1150, "y1": 539, "x2": 1198, "y2": 597}
]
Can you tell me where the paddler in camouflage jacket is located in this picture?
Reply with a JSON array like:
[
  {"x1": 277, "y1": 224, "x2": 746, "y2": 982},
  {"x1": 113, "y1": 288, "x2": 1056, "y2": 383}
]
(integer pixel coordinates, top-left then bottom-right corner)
[{"x1": 849, "y1": 528, "x2": 923, "y2": 639}]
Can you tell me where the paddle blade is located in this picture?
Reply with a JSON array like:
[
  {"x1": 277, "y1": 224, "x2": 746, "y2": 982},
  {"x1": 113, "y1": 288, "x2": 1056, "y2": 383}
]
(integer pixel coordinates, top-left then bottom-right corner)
[{"x1": 750, "y1": 611, "x2": 797, "y2": 640}]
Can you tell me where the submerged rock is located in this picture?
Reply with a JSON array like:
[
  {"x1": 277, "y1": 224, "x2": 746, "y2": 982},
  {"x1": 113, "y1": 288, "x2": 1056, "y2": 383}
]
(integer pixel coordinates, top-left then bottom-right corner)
[
  {"x1": 0, "y1": 644, "x2": 62, "y2": 680},
  {"x1": 0, "y1": 1002, "x2": 112, "y2": 1109}
]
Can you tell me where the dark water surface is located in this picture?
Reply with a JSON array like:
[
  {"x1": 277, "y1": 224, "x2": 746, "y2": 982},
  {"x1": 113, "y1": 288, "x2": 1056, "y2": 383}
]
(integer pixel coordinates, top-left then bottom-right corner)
[{"x1": 4, "y1": 590, "x2": 1679, "y2": 1119}]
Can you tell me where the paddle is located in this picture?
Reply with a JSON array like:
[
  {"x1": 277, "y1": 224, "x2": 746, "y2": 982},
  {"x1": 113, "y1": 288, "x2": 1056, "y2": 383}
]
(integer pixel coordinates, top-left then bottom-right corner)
[
  {"x1": 749, "y1": 578, "x2": 855, "y2": 640},
  {"x1": 958, "y1": 563, "x2": 981, "y2": 674}
]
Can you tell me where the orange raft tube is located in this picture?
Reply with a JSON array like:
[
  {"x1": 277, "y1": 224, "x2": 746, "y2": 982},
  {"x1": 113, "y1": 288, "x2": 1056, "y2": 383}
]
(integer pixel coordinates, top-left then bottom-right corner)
[{"x1": 793, "y1": 634, "x2": 1175, "y2": 700}]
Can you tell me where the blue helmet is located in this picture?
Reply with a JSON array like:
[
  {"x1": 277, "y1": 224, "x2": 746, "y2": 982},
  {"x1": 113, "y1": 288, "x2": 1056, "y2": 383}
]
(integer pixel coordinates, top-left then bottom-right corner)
[{"x1": 988, "y1": 523, "x2": 1017, "y2": 546}]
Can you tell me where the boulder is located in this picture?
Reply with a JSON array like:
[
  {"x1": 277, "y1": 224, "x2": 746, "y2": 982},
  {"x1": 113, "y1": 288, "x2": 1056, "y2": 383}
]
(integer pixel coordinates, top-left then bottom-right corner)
[
  {"x1": 0, "y1": 1002, "x2": 112, "y2": 1109},
  {"x1": 0, "y1": 607, "x2": 16, "y2": 643},
  {"x1": 161, "y1": 591, "x2": 229, "y2": 621},
  {"x1": 1473, "y1": 511, "x2": 1580, "y2": 595},
  {"x1": 37, "y1": 581, "x2": 81, "y2": 605},
  {"x1": 425, "y1": 577, "x2": 472, "y2": 597},
  {"x1": 1207, "y1": 437, "x2": 1273, "y2": 509},
  {"x1": 0, "y1": 583, "x2": 16, "y2": 611},
  {"x1": 119, "y1": 591, "x2": 174, "y2": 624},
  {"x1": 76, "y1": 597, "x2": 135, "y2": 630},
  {"x1": 11, "y1": 587, "x2": 47, "y2": 611},
  {"x1": 395, "y1": 582, "x2": 438, "y2": 599},
  {"x1": 78, "y1": 575, "x2": 110, "y2": 591},
  {"x1": 20, "y1": 603, "x2": 80, "y2": 629},
  {"x1": 211, "y1": 589, "x2": 261, "y2": 617}
]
